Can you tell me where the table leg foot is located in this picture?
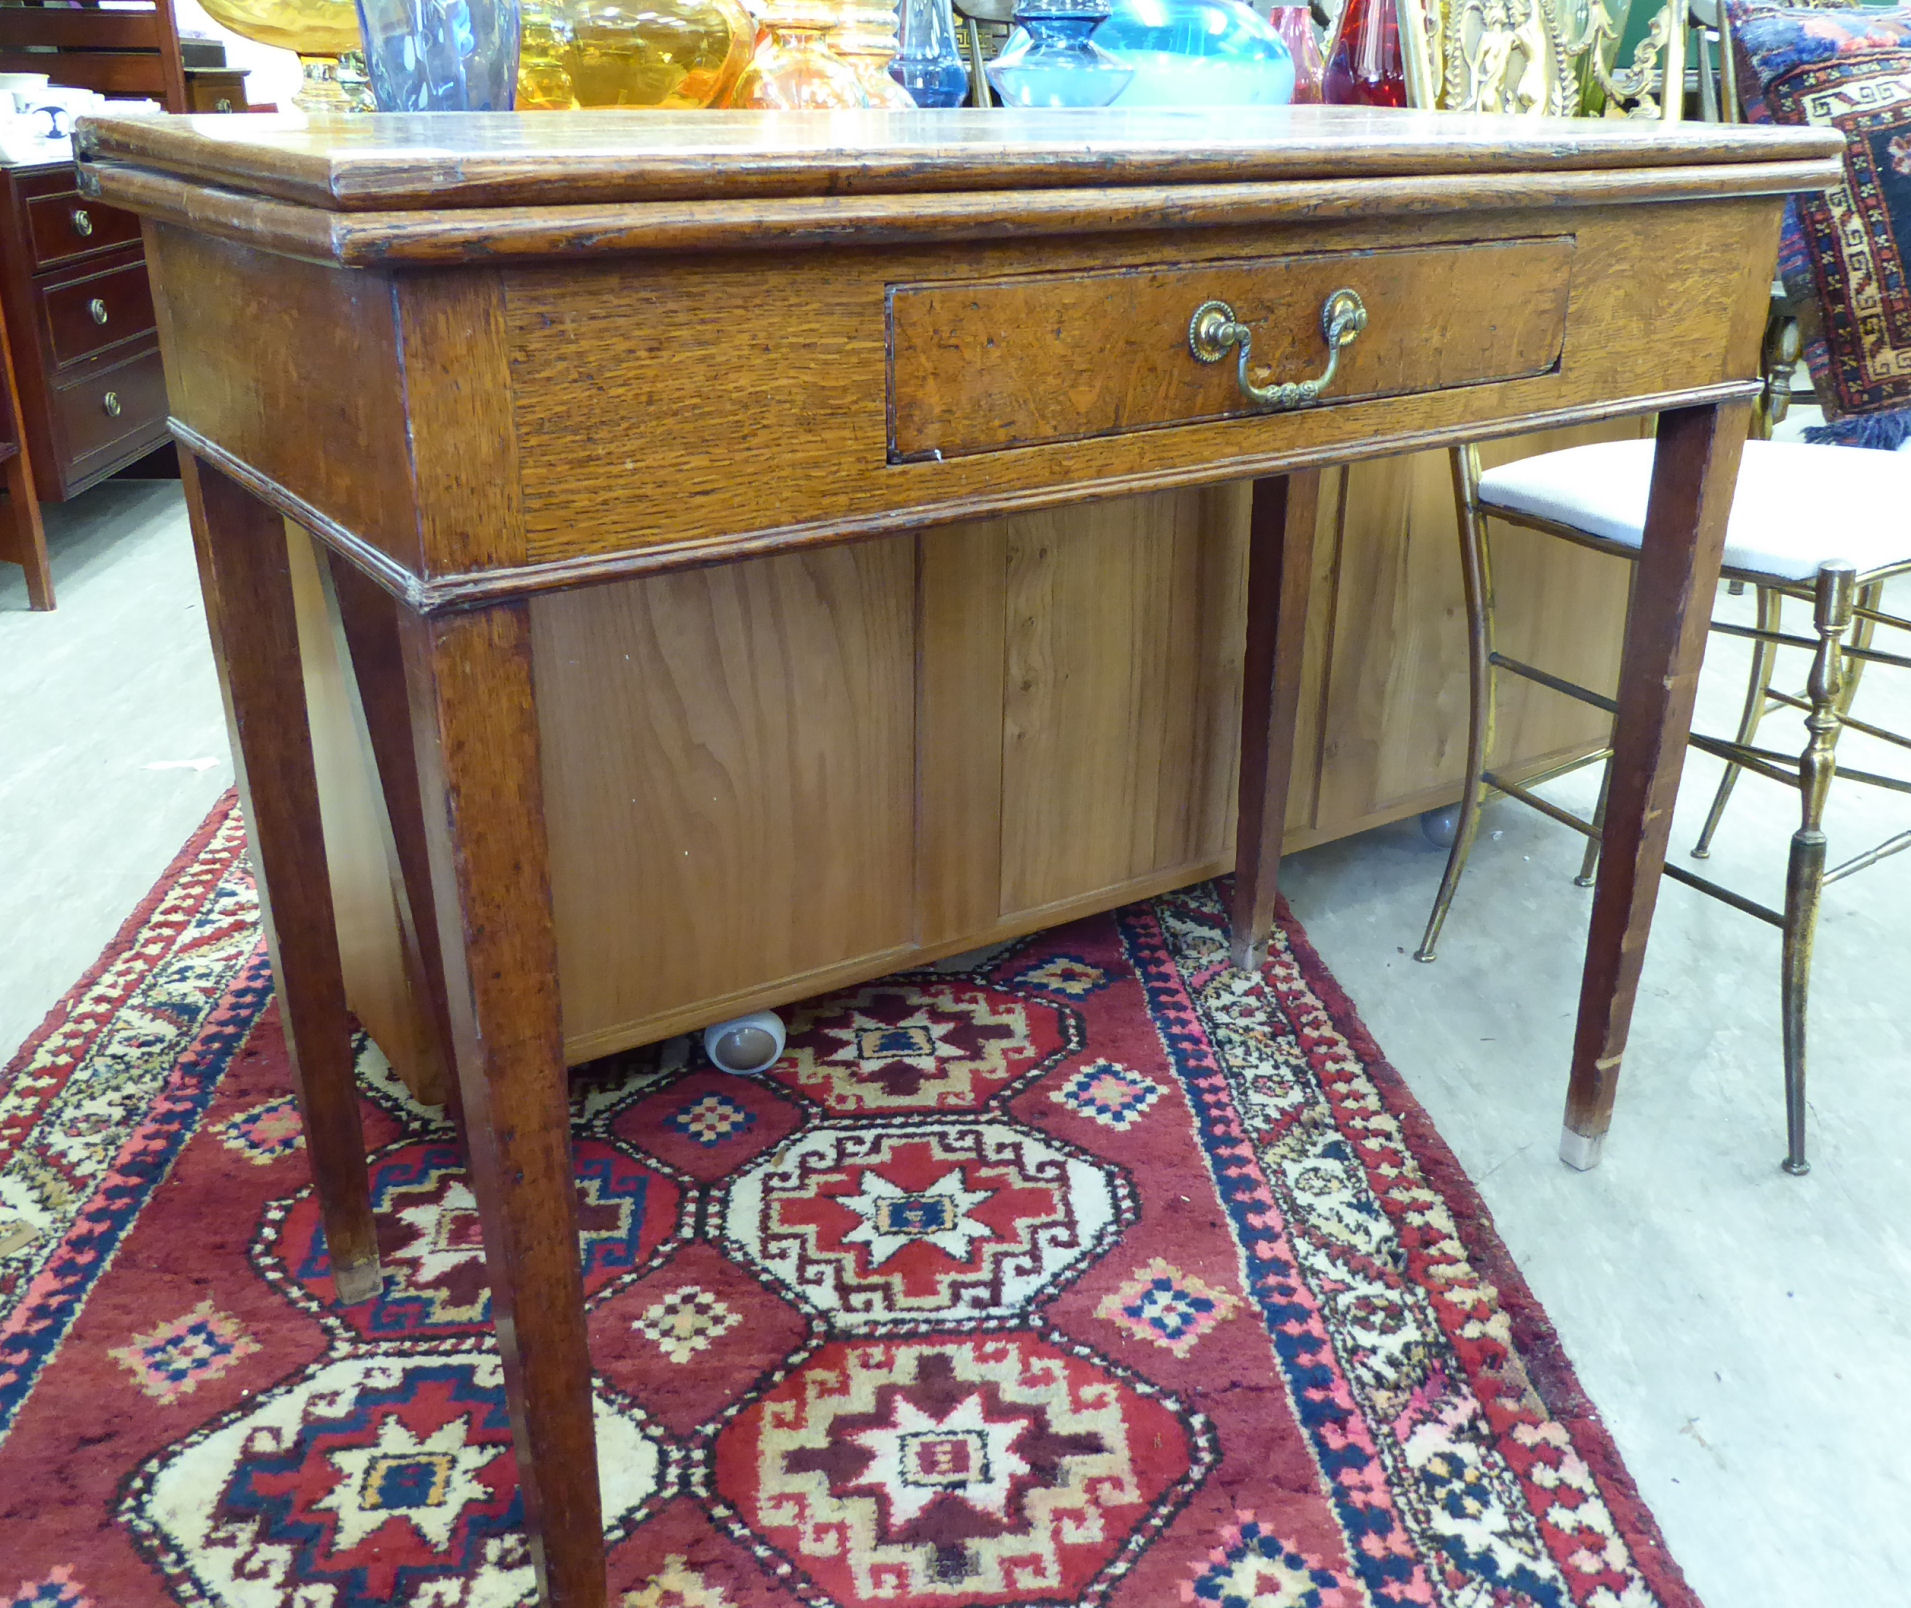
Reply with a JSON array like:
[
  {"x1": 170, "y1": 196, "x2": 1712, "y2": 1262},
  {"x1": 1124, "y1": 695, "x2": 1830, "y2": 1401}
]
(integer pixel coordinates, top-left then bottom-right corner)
[
  {"x1": 331, "y1": 1254, "x2": 385, "y2": 1305},
  {"x1": 1558, "y1": 1125, "x2": 1605, "y2": 1171}
]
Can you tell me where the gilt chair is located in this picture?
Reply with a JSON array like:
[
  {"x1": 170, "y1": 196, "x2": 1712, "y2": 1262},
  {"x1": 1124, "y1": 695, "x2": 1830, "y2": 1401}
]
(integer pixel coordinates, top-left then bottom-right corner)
[{"x1": 1408, "y1": 0, "x2": 1911, "y2": 1173}]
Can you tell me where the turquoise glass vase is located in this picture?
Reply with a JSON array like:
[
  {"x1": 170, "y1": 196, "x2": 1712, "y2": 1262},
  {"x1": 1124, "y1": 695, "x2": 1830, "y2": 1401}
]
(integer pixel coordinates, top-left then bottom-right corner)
[
  {"x1": 355, "y1": 0, "x2": 522, "y2": 108},
  {"x1": 1095, "y1": 0, "x2": 1294, "y2": 105}
]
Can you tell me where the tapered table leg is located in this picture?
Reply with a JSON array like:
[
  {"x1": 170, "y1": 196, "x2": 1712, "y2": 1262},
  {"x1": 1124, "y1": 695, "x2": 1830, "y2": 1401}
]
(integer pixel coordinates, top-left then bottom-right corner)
[
  {"x1": 1561, "y1": 402, "x2": 1751, "y2": 1168},
  {"x1": 1232, "y1": 469, "x2": 1321, "y2": 969},
  {"x1": 400, "y1": 601, "x2": 605, "y2": 1608},
  {"x1": 181, "y1": 453, "x2": 380, "y2": 1302}
]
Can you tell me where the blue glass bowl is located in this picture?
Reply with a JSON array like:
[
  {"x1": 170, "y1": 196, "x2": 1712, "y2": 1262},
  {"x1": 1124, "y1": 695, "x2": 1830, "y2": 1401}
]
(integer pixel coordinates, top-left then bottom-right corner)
[
  {"x1": 987, "y1": 12, "x2": 1135, "y2": 108},
  {"x1": 1095, "y1": 0, "x2": 1294, "y2": 106}
]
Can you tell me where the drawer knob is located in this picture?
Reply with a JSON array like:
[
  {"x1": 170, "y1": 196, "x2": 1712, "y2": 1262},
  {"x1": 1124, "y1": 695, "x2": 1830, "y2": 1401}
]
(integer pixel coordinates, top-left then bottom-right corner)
[
  {"x1": 71, "y1": 208, "x2": 93, "y2": 237},
  {"x1": 88, "y1": 297, "x2": 108, "y2": 326},
  {"x1": 102, "y1": 390, "x2": 122, "y2": 418},
  {"x1": 1189, "y1": 288, "x2": 1368, "y2": 412}
]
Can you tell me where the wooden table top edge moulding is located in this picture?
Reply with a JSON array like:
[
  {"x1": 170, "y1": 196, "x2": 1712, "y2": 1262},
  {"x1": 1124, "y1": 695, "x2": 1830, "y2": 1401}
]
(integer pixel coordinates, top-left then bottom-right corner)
[{"x1": 79, "y1": 106, "x2": 1840, "y2": 1608}]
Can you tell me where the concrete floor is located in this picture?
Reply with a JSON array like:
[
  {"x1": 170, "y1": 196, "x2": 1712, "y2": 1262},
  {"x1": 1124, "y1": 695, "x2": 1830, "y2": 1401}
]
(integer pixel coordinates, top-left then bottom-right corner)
[{"x1": 2, "y1": 470, "x2": 1906, "y2": 1607}]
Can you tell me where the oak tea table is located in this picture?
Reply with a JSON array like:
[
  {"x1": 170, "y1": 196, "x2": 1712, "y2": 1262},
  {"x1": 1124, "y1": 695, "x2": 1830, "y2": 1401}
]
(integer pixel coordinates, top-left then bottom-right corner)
[{"x1": 75, "y1": 105, "x2": 1842, "y2": 1608}]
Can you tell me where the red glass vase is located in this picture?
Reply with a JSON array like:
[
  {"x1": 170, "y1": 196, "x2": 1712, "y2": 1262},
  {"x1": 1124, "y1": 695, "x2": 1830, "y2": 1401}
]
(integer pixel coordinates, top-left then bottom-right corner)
[{"x1": 1321, "y1": 0, "x2": 1403, "y2": 107}]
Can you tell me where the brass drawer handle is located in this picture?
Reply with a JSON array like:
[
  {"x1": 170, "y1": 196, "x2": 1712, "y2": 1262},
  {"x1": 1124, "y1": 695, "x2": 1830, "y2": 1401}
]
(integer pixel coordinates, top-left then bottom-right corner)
[
  {"x1": 71, "y1": 208, "x2": 93, "y2": 237},
  {"x1": 102, "y1": 390, "x2": 122, "y2": 417},
  {"x1": 88, "y1": 298, "x2": 108, "y2": 325},
  {"x1": 1189, "y1": 288, "x2": 1368, "y2": 412}
]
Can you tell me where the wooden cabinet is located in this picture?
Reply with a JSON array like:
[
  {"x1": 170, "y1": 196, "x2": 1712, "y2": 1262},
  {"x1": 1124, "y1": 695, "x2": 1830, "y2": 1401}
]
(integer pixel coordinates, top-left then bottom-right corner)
[
  {"x1": 296, "y1": 427, "x2": 1634, "y2": 1098},
  {"x1": 0, "y1": 163, "x2": 169, "y2": 500}
]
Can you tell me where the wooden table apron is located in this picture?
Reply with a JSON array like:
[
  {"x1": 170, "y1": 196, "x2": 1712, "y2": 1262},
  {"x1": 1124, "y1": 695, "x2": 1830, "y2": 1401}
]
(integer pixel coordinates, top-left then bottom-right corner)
[{"x1": 77, "y1": 107, "x2": 1840, "y2": 1608}]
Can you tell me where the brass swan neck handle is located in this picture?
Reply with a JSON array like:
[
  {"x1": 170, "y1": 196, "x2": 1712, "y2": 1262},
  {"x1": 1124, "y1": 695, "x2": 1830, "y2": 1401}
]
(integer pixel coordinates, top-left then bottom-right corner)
[{"x1": 1188, "y1": 289, "x2": 1368, "y2": 412}]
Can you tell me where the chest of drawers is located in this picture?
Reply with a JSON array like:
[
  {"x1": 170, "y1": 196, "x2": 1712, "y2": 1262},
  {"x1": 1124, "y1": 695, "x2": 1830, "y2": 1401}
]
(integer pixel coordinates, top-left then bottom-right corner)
[{"x1": 0, "y1": 160, "x2": 168, "y2": 500}]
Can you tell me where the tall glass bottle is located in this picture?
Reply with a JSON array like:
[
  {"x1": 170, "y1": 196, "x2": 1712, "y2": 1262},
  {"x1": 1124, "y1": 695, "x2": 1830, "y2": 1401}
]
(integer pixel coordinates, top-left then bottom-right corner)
[
  {"x1": 733, "y1": 0, "x2": 870, "y2": 104},
  {"x1": 1268, "y1": 0, "x2": 1322, "y2": 103},
  {"x1": 831, "y1": 0, "x2": 918, "y2": 107},
  {"x1": 1321, "y1": 0, "x2": 1402, "y2": 106},
  {"x1": 889, "y1": 0, "x2": 969, "y2": 105}
]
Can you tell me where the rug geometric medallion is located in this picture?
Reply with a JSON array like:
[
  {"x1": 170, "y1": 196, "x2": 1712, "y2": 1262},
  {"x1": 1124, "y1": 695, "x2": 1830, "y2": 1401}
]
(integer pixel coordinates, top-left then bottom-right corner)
[{"x1": 0, "y1": 794, "x2": 1704, "y2": 1607}]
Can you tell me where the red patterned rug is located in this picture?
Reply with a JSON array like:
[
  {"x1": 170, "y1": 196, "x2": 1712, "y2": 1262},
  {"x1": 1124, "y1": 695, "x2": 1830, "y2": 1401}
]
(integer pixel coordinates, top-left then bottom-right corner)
[{"x1": 0, "y1": 793, "x2": 1702, "y2": 1608}]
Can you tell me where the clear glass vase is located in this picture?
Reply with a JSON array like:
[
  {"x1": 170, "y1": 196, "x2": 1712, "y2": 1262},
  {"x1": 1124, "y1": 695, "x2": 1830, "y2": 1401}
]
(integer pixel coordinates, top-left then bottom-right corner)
[
  {"x1": 733, "y1": 0, "x2": 870, "y2": 104},
  {"x1": 986, "y1": 2, "x2": 1133, "y2": 107},
  {"x1": 832, "y1": 0, "x2": 919, "y2": 107},
  {"x1": 1094, "y1": 0, "x2": 1293, "y2": 105},
  {"x1": 890, "y1": 0, "x2": 969, "y2": 105},
  {"x1": 355, "y1": 0, "x2": 522, "y2": 109}
]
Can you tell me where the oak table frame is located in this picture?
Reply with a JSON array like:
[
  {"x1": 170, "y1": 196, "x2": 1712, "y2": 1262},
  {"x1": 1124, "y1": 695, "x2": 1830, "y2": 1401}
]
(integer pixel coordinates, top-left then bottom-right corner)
[{"x1": 78, "y1": 106, "x2": 1841, "y2": 1608}]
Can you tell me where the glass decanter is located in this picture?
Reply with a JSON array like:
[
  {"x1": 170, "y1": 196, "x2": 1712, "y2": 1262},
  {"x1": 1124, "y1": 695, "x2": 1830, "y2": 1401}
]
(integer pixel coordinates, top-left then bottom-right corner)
[
  {"x1": 831, "y1": 0, "x2": 919, "y2": 107},
  {"x1": 1267, "y1": 0, "x2": 1322, "y2": 102},
  {"x1": 733, "y1": 0, "x2": 870, "y2": 104},
  {"x1": 1094, "y1": 0, "x2": 1293, "y2": 105},
  {"x1": 355, "y1": 0, "x2": 522, "y2": 109},
  {"x1": 986, "y1": 0, "x2": 1133, "y2": 108},
  {"x1": 890, "y1": 0, "x2": 969, "y2": 105},
  {"x1": 1321, "y1": 0, "x2": 1403, "y2": 105}
]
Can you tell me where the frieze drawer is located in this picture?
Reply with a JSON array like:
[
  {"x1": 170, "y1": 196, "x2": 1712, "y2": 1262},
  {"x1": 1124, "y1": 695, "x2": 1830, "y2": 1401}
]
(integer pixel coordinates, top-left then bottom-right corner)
[{"x1": 886, "y1": 236, "x2": 1576, "y2": 462}]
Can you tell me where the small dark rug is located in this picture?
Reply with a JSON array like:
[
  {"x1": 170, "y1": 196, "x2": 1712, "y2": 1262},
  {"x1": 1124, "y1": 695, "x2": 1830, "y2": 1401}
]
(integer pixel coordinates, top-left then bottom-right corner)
[{"x1": 0, "y1": 794, "x2": 1700, "y2": 1607}]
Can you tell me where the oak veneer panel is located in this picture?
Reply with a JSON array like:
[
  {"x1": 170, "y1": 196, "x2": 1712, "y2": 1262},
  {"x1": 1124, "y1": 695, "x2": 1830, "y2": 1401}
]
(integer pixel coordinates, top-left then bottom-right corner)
[
  {"x1": 285, "y1": 520, "x2": 449, "y2": 1102},
  {"x1": 998, "y1": 485, "x2": 1248, "y2": 916},
  {"x1": 144, "y1": 224, "x2": 418, "y2": 571},
  {"x1": 888, "y1": 237, "x2": 1573, "y2": 460},
  {"x1": 500, "y1": 202, "x2": 1775, "y2": 573},
  {"x1": 531, "y1": 537, "x2": 917, "y2": 1052},
  {"x1": 917, "y1": 518, "x2": 1008, "y2": 950}
]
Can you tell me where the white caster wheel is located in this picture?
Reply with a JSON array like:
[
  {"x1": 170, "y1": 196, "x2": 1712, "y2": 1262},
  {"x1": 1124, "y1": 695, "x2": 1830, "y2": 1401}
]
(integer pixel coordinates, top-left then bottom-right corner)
[{"x1": 703, "y1": 1010, "x2": 786, "y2": 1076}]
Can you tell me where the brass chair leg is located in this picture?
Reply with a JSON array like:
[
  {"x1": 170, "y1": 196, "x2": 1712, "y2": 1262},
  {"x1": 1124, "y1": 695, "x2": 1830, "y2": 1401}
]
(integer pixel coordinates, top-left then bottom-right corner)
[
  {"x1": 1417, "y1": 445, "x2": 1498, "y2": 963},
  {"x1": 1835, "y1": 579, "x2": 1882, "y2": 720},
  {"x1": 1780, "y1": 562, "x2": 1857, "y2": 1176},
  {"x1": 1695, "y1": 583, "x2": 1783, "y2": 857},
  {"x1": 1573, "y1": 757, "x2": 1612, "y2": 886}
]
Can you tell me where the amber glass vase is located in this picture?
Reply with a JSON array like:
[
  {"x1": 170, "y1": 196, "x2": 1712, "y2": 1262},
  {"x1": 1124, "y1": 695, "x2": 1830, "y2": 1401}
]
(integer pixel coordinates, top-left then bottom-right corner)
[
  {"x1": 1321, "y1": 0, "x2": 1403, "y2": 106},
  {"x1": 831, "y1": 0, "x2": 917, "y2": 107},
  {"x1": 517, "y1": 0, "x2": 755, "y2": 108},
  {"x1": 733, "y1": 0, "x2": 869, "y2": 105}
]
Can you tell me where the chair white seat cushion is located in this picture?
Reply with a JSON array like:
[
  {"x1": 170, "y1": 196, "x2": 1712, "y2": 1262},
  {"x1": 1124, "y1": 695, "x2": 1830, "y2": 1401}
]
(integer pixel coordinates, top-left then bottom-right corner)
[{"x1": 1475, "y1": 438, "x2": 1911, "y2": 584}]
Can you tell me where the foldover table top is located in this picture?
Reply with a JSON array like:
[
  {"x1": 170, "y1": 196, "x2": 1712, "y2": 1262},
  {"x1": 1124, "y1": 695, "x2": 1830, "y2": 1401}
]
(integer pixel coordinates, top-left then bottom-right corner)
[{"x1": 76, "y1": 106, "x2": 1838, "y2": 257}]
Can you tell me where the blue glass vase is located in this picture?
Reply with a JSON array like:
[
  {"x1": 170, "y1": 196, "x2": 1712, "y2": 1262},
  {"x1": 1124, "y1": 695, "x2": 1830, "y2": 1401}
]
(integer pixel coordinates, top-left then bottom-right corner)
[
  {"x1": 355, "y1": 0, "x2": 522, "y2": 110},
  {"x1": 1095, "y1": 0, "x2": 1293, "y2": 105},
  {"x1": 987, "y1": 2, "x2": 1133, "y2": 107},
  {"x1": 890, "y1": 0, "x2": 969, "y2": 106}
]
